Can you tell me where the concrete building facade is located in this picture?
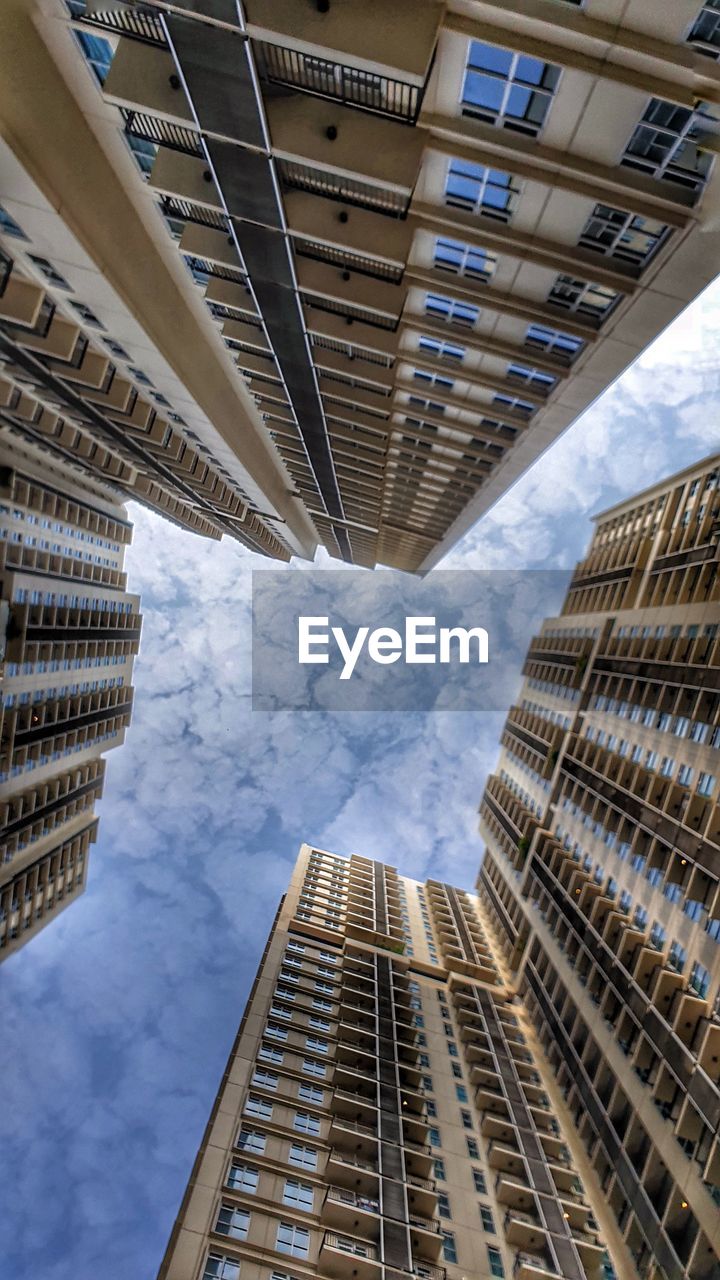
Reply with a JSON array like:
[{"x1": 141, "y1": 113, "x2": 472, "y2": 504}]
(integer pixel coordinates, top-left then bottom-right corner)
[
  {"x1": 158, "y1": 843, "x2": 629, "y2": 1280},
  {"x1": 478, "y1": 453, "x2": 720, "y2": 1280},
  {"x1": 0, "y1": 427, "x2": 141, "y2": 959},
  {"x1": 2, "y1": 0, "x2": 720, "y2": 567}
]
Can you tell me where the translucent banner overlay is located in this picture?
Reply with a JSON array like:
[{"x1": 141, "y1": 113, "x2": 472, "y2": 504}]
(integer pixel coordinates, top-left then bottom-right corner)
[{"x1": 252, "y1": 570, "x2": 572, "y2": 713}]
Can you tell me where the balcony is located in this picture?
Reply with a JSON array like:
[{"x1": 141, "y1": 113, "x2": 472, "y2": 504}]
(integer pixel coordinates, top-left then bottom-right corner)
[
  {"x1": 404, "y1": 1139, "x2": 434, "y2": 1180},
  {"x1": 326, "y1": 1149, "x2": 379, "y2": 1194},
  {"x1": 320, "y1": 1231, "x2": 382, "y2": 1280},
  {"x1": 514, "y1": 1255, "x2": 560, "y2": 1280},
  {"x1": 329, "y1": 1115, "x2": 378, "y2": 1160},
  {"x1": 409, "y1": 1213, "x2": 443, "y2": 1262},
  {"x1": 487, "y1": 1140, "x2": 524, "y2": 1175},
  {"x1": 332, "y1": 1087, "x2": 378, "y2": 1126},
  {"x1": 496, "y1": 1173, "x2": 536, "y2": 1211},
  {"x1": 322, "y1": 1186, "x2": 381, "y2": 1235},
  {"x1": 406, "y1": 1174, "x2": 438, "y2": 1221},
  {"x1": 504, "y1": 1208, "x2": 546, "y2": 1250},
  {"x1": 480, "y1": 1113, "x2": 519, "y2": 1145}
]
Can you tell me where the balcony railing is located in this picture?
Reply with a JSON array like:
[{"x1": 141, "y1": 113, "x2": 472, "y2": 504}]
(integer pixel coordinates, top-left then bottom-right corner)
[
  {"x1": 323, "y1": 1232, "x2": 379, "y2": 1261},
  {"x1": 326, "y1": 1186, "x2": 380, "y2": 1214},
  {"x1": 253, "y1": 40, "x2": 430, "y2": 125}
]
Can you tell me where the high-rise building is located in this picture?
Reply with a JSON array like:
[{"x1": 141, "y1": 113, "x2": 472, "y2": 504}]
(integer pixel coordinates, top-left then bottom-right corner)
[
  {"x1": 2, "y1": 0, "x2": 720, "y2": 568},
  {"x1": 0, "y1": 426, "x2": 141, "y2": 959},
  {"x1": 478, "y1": 453, "x2": 720, "y2": 1280},
  {"x1": 158, "y1": 843, "x2": 632, "y2": 1280}
]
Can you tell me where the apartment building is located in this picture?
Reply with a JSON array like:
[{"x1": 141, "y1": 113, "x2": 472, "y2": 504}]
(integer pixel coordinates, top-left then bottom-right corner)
[
  {"x1": 0, "y1": 427, "x2": 141, "y2": 958},
  {"x1": 478, "y1": 453, "x2": 720, "y2": 1280},
  {"x1": 2, "y1": 1, "x2": 720, "y2": 569},
  {"x1": 158, "y1": 843, "x2": 631, "y2": 1280}
]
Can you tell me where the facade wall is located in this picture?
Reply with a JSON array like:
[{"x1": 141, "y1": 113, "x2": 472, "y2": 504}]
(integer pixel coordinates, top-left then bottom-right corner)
[
  {"x1": 478, "y1": 453, "x2": 720, "y2": 1280},
  {"x1": 158, "y1": 844, "x2": 624, "y2": 1280},
  {"x1": 0, "y1": 429, "x2": 141, "y2": 958}
]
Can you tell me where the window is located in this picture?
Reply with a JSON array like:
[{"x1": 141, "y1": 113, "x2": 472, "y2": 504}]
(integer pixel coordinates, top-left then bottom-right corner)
[
  {"x1": 525, "y1": 322, "x2": 583, "y2": 362},
  {"x1": 434, "y1": 1158, "x2": 446, "y2": 1181},
  {"x1": 74, "y1": 29, "x2": 115, "y2": 84},
  {"x1": 426, "y1": 1100, "x2": 437, "y2": 1117},
  {"x1": 669, "y1": 940, "x2": 686, "y2": 973},
  {"x1": 245, "y1": 1096, "x2": 273, "y2": 1119},
  {"x1": 480, "y1": 1206, "x2": 496, "y2": 1233},
  {"x1": 434, "y1": 237, "x2": 496, "y2": 281},
  {"x1": 259, "y1": 1046, "x2": 284, "y2": 1065},
  {"x1": 215, "y1": 1205, "x2": 250, "y2": 1240},
  {"x1": 622, "y1": 97, "x2": 716, "y2": 191},
  {"x1": 294, "y1": 1111, "x2": 321, "y2": 1135},
  {"x1": 276, "y1": 1222, "x2": 310, "y2": 1259},
  {"x1": 298, "y1": 1082, "x2": 324, "y2": 1104},
  {"x1": 689, "y1": 1, "x2": 720, "y2": 57},
  {"x1": 487, "y1": 1246, "x2": 505, "y2": 1277},
  {"x1": 0, "y1": 204, "x2": 26, "y2": 239},
  {"x1": 422, "y1": 1075, "x2": 434, "y2": 1092},
  {"x1": 418, "y1": 335, "x2": 466, "y2": 364},
  {"x1": 425, "y1": 293, "x2": 480, "y2": 328},
  {"x1": 28, "y1": 254, "x2": 71, "y2": 290},
  {"x1": 438, "y1": 1192, "x2": 452, "y2": 1219},
  {"x1": 412, "y1": 368, "x2": 454, "y2": 393},
  {"x1": 302, "y1": 1058, "x2": 326, "y2": 1078},
  {"x1": 690, "y1": 960, "x2": 710, "y2": 998},
  {"x1": 460, "y1": 1110, "x2": 474, "y2": 1129},
  {"x1": 283, "y1": 1179, "x2": 314, "y2": 1212},
  {"x1": 227, "y1": 1163, "x2": 259, "y2": 1193},
  {"x1": 429, "y1": 1127, "x2": 441, "y2": 1147},
  {"x1": 472, "y1": 1169, "x2": 487, "y2": 1193},
  {"x1": 466, "y1": 1137, "x2": 479, "y2": 1159},
  {"x1": 698, "y1": 772, "x2": 716, "y2": 796},
  {"x1": 252, "y1": 1069, "x2": 279, "y2": 1091},
  {"x1": 579, "y1": 203, "x2": 669, "y2": 267},
  {"x1": 507, "y1": 363, "x2": 556, "y2": 392},
  {"x1": 461, "y1": 41, "x2": 559, "y2": 136},
  {"x1": 441, "y1": 1231, "x2": 458, "y2": 1264},
  {"x1": 447, "y1": 1042, "x2": 458, "y2": 1057},
  {"x1": 203, "y1": 1254, "x2": 240, "y2": 1280},
  {"x1": 287, "y1": 941, "x2": 305, "y2": 954},
  {"x1": 451, "y1": 1063, "x2": 463, "y2": 1079},
  {"x1": 547, "y1": 274, "x2": 620, "y2": 321},
  {"x1": 306, "y1": 1036, "x2": 328, "y2": 1053},
  {"x1": 266, "y1": 1024, "x2": 288, "y2": 1041},
  {"x1": 289, "y1": 1143, "x2": 318, "y2": 1171},
  {"x1": 270, "y1": 1005, "x2": 292, "y2": 1020},
  {"x1": 237, "y1": 1129, "x2": 266, "y2": 1155},
  {"x1": 312, "y1": 998, "x2": 332, "y2": 1012},
  {"x1": 445, "y1": 159, "x2": 519, "y2": 221},
  {"x1": 455, "y1": 1084, "x2": 468, "y2": 1102}
]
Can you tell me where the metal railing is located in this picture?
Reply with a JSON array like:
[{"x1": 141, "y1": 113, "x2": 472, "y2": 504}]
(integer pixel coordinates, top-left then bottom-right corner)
[
  {"x1": 294, "y1": 238, "x2": 404, "y2": 285},
  {"x1": 323, "y1": 1231, "x2": 379, "y2": 1261},
  {"x1": 326, "y1": 1186, "x2": 380, "y2": 1214},
  {"x1": 254, "y1": 40, "x2": 427, "y2": 125},
  {"x1": 159, "y1": 196, "x2": 227, "y2": 232},
  {"x1": 278, "y1": 159, "x2": 410, "y2": 219},
  {"x1": 68, "y1": 1, "x2": 166, "y2": 45},
  {"x1": 301, "y1": 291, "x2": 399, "y2": 333},
  {"x1": 121, "y1": 108, "x2": 202, "y2": 156}
]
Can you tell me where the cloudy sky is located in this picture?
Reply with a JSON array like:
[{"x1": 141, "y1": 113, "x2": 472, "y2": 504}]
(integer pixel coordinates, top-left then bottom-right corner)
[{"x1": 1, "y1": 280, "x2": 719, "y2": 1280}]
